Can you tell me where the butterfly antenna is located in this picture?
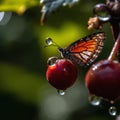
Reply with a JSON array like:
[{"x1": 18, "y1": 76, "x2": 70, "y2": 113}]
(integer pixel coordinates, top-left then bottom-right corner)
[{"x1": 45, "y1": 37, "x2": 61, "y2": 49}]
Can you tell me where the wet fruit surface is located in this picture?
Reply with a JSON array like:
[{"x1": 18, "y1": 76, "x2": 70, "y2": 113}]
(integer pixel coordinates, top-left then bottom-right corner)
[
  {"x1": 85, "y1": 60, "x2": 120, "y2": 101},
  {"x1": 46, "y1": 59, "x2": 77, "y2": 90}
]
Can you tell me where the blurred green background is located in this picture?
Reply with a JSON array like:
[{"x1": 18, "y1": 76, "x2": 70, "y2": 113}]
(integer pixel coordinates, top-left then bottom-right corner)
[{"x1": 0, "y1": 0, "x2": 118, "y2": 120}]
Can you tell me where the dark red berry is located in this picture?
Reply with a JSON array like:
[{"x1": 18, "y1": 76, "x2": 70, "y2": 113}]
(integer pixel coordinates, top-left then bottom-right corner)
[
  {"x1": 46, "y1": 59, "x2": 77, "y2": 90},
  {"x1": 85, "y1": 60, "x2": 120, "y2": 101}
]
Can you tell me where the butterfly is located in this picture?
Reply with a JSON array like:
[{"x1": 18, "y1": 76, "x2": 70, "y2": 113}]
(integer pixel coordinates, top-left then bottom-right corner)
[{"x1": 46, "y1": 32, "x2": 105, "y2": 66}]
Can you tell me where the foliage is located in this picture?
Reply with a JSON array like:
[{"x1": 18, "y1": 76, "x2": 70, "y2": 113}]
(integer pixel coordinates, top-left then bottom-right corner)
[
  {"x1": 0, "y1": 0, "x2": 39, "y2": 14},
  {"x1": 0, "y1": 0, "x2": 118, "y2": 120}
]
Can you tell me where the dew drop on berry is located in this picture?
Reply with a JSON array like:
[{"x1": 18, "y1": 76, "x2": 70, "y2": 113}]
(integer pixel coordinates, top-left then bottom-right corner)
[
  {"x1": 57, "y1": 90, "x2": 66, "y2": 96},
  {"x1": 47, "y1": 57, "x2": 58, "y2": 66},
  {"x1": 46, "y1": 38, "x2": 53, "y2": 45},
  {"x1": 108, "y1": 106, "x2": 117, "y2": 116},
  {"x1": 89, "y1": 95, "x2": 101, "y2": 106}
]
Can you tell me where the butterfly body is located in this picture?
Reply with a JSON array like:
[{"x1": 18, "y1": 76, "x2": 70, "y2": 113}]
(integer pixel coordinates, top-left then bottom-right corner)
[{"x1": 58, "y1": 32, "x2": 105, "y2": 66}]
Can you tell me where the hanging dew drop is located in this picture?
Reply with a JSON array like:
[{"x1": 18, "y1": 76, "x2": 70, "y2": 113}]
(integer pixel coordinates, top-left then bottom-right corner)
[
  {"x1": 46, "y1": 38, "x2": 53, "y2": 45},
  {"x1": 96, "y1": 8, "x2": 111, "y2": 21},
  {"x1": 57, "y1": 90, "x2": 66, "y2": 96},
  {"x1": 108, "y1": 106, "x2": 117, "y2": 116},
  {"x1": 98, "y1": 15, "x2": 111, "y2": 22},
  {"x1": 47, "y1": 57, "x2": 58, "y2": 66},
  {"x1": 94, "y1": 4, "x2": 111, "y2": 22},
  {"x1": 89, "y1": 95, "x2": 101, "y2": 106}
]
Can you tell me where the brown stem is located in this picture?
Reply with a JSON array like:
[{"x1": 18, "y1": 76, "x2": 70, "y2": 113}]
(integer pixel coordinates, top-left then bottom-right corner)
[
  {"x1": 110, "y1": 22, "x2": 120, "y2": 40},
  {"x1": 110, "y1": 22, "x2": 120, "y2": 61},
  {"x1": 106, "y1": 0, "x2": 114, "y2": 5},
  {"x1": 108, "y1": 32, "x2": 120, "y2": 60}
]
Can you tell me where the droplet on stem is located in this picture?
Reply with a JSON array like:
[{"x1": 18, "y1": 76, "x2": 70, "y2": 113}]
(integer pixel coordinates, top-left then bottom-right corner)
[
  {"x1": 108, "y1": 106, "x2": 117, "y2": 116},
  {"x1": 98, "y1": 14, "x2": 111, "y2": 22},
  {"x1": 57, "y1": 90, "x2": 66, "y2": 96},
  {"x1": 47, "y1": 57, "x2": 58, "y2": 66},
  {"x1": 89, "y1": 95, "x2": 101, "y2": 106},
  {"x1": 94, "y1": 3, "x2": 111, "y2": 22},
  {"x1": 46, "y1": 38, "x2": 53, "y2": 45}
]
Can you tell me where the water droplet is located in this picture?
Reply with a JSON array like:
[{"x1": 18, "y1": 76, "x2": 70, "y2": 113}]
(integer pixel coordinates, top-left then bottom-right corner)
[
  {"x1": 89, "y1": 95, "x2": 101, "y2": 106},
  {"x1": 47, "y1": 56, "x2": 58, "y2": 66},
  {"x1": 46, "y1": 38, "x2": 53, "y2": 45},
  {"x1": 57, "y1": 90, "x2": 66, "y2": 96},
  {"x1": 98, "y1": 15, "x2": 111, "y2": 22},
  {"x1": 108, "y1": 106, "x2": 117, "y2": 116},
  {"x1": 94, "y1": 3, "x2": 111, "y2": 22}
]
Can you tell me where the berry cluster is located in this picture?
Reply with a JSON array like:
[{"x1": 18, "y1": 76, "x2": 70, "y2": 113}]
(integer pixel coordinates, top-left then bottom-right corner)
[
  {"x1": 46, "y1": 0, "x2": 120, "y2": 116},
  {"x1": 86, "y1": 0, "x2": 120, "y2": 116}
]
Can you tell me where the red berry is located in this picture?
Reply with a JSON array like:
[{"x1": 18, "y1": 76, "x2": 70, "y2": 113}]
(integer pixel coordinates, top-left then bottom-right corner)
[
  {"x1": 46, "y1": 59, "x2": 77, "y2": 90},
  {"x1": 85, "y1": 60, "x2": 120, "y2": 101}
]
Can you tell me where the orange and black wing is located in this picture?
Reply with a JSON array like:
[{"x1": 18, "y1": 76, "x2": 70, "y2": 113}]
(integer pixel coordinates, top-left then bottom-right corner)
[{"x1": 65, "y1": 32, "x2": 105, "y2": 66}]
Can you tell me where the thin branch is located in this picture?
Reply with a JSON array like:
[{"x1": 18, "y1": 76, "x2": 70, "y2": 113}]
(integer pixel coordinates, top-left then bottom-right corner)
[
  {"x1": 108, "y1": 32, "x2": 120, "y2": 60},
  {"x1": 110, "y1": 22, "x2": 120, "y2": 40}
]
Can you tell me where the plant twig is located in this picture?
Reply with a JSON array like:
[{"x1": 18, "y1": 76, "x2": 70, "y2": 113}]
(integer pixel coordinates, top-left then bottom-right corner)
[
  {"x1": 110, "y1": 22, "x2": 120, "y2": 40},
  {"x1": 108, "y1": 32, "x2": 120, "y2": 60}
]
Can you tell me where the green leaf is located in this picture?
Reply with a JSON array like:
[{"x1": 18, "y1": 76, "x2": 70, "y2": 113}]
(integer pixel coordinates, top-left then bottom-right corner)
[
  {"x1": 0, "y1": 0, "x2": 40, "y2": 14},
  {"x1": 0, "y1": 62, "x2": 47, "y2": 104}
]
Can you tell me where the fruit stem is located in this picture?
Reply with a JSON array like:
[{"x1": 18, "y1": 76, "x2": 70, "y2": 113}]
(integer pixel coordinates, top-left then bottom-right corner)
[
  {"x1": 108, "y1": 32, "x2": 120, "y2": 60},
  {"x1": 110, "y1": 22, "x2": 120, "y2": 41}
]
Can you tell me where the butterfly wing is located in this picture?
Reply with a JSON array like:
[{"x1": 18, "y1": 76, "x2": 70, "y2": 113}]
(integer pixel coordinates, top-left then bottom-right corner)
[{"x1": 61, "y1": 32, "x2": 105, "y2": 66}]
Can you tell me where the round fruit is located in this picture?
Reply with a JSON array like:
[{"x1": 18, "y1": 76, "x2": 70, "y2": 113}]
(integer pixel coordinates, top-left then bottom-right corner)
[
  {"x1": 46, "y1": 59, "x2": 77, "y2": 90},
  {"x1": 85, "y1": 60, "x2": 120, "y2": 101}
]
